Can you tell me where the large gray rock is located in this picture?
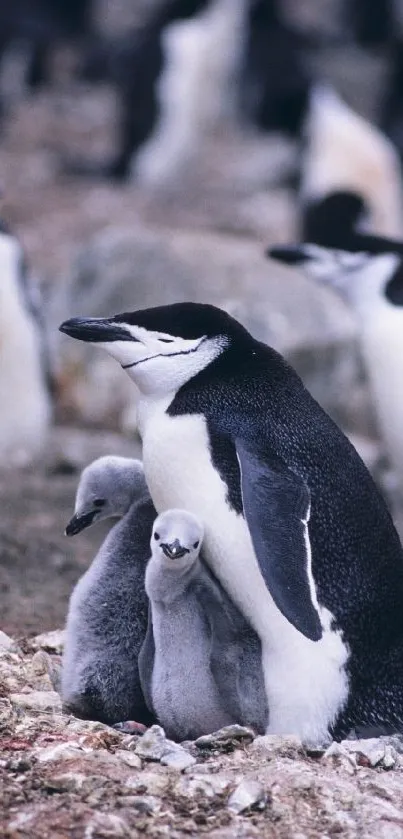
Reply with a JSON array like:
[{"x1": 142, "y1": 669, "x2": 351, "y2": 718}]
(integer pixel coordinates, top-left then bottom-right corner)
[{"x1": 56, "y1": 224, "x2": 370, "y2": 437}]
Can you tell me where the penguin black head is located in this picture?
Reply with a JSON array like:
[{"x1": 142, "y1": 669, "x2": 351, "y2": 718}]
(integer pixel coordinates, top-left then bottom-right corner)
[
  {"x1": 60, "y1": 303, "x2": 250, "y2": 395},
  {"x1": 268, "y1": 242, "x2": 403, "y2": 310}
]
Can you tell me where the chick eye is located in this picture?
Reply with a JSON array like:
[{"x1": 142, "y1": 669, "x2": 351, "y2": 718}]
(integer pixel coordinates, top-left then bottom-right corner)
[
  {"x1": 94, "y1": 498, "x2": 106, "y2": 508},
  {"x1": 154, "y1": 532, "x2": 160, "y2": 540},
  {"x1": 193, "y1": 541, "x2": 199, "y2": 549},
  {"x1": 158, "y1": 338, "x2": 174, "y2": 343}
]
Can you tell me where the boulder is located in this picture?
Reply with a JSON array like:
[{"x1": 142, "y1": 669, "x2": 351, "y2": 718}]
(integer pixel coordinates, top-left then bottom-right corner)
[{"x1": 56, "y1": 224, "x2": 369, "y2": 438}]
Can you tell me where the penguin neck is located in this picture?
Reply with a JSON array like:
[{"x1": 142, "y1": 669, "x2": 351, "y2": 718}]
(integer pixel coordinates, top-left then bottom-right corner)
[
  {"x1": 136, "y1": 335, "x2": 309, "y2": 449},
  {"x1": 146, "y1": 554, "x2": 200, "y2": 603}
]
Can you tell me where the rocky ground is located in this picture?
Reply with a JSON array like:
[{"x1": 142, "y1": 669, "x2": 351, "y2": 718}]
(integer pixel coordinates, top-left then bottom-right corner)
[{"x1": 2, "y1": 628, "x2": 403, "y2": 839}]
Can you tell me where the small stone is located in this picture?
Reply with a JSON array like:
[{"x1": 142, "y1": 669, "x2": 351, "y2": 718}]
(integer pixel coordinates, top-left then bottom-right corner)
[
  {"x1": 79, "y1": 728, "x2": 122, "y2": 750},
  {"x1": 250, "y1": 734, "x2": 304, "y2": 759},
  {"x1": 113, "y1": 720, "x2": 147, "y2": 735},
  {"x1": 324, "y1": 741, "x2": 357, "y2": 771},
  {"x1": 382, "y1": 735, "x2": 403, "y2": 755},
  {"x1": 85, "y1": 813, "x2": 130, "y2": 838},
  {"x1": 124, "y1": 771, "x2": 170, "y2": 796},
  {"x1": 195, "y1": 725, "x2": 255, "y2": 751},
  {"x1": 135, "y1": 725, "x2": 167, "y2": 761},
  {"x1": 0, "y1": 698, "x2": 15, "y2": 730},
  {"x1": 325, "y1": 742, "x2": 347, "y2": 759},
  {"x1": 31, "y1": 651, "x2": 62, "y2": 693},
  {"x1": 30, "y1": 629, "x2": 65, "y2": 654},
  {"x1": 304, "y1": 737, "x2": 332, "y2": 757},
  {"x1": 383, "y1": 746, "x2": 397, "y2": 769},
  {"x1": 228, "y1": 779, "x2": 267, "y2": 814},
  {"x1": 130, "y1": 795, "x2": 161, "y2": 815},
  {"x1": 114, "y1": 750, "x2": 142, "y2": 770},
  {"x1": 184, "y1": 762, "x2": 220, "y2": 775},
  {"x1": 175, "y1": 773, "x2": 232, "y2": 798},
  {"x1": 340, "y1": 738, "x2": 396, "y2": 768},
  {"x1": 6, "y1": 757, "x2": 32, "y2": 772},
  {"x1": 0, "y1": 631, "x2": 17, "y2": 651},
  {"x1": 36, "y1": 742, "x2": 86, "y2": 763},
  {"x1": 31, "y1": 651, "x2": 48, "y2": 676},
  {"x1": 45, "y1": 771, "x2": 96, "y2": 794},
  {"x1": 161, "y1": 748, "x2": 197, "y2": 771},
  {"x1": 10, "y1": 690, "x2": 62, "y2": 713}
]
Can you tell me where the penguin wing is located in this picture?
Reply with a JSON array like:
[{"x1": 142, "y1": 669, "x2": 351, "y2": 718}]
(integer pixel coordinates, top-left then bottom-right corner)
[{"x1": 236, "y1": 440, "x2": 323, "y2": 642}]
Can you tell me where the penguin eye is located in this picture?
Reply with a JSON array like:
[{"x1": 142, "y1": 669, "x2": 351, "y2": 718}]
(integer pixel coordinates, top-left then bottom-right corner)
[
  {"x1": 94, "y1": 498, "x2": 106, "y2": 508},
  {"x1": 154, "y1": 532, "x2": 160, "y2": 540},
  {"x1": 193, "y1": 541, "x2": 199, "y2": 549}
]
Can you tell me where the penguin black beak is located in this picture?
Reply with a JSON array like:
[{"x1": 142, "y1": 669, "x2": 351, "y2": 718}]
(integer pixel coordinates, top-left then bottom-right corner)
[
  {"x1": 267, "y1": 245, "x2": 307, "y2": 265},
  {"x1": 161, "y1": 540, "x2": 189, "y2": 560},
  {"x1": 59, "y1": 317, "x2": 138, "y2": 343},
  {"x1": 65, "y1": 510, "x2": 98, "y2": 536}
]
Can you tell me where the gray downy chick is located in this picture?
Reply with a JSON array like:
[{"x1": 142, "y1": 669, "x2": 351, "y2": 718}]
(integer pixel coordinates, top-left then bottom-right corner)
[
  {"x1": 61, "y1": 455, "x2": 156, "y2": 727},
  {"x1": 139, "y1": 509, "x2": 267, "y2": 742}
]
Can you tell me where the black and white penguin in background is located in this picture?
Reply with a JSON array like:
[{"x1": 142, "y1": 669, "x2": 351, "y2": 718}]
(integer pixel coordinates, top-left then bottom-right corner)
[
  {"x1": 300, "y1": 84, "x2": 403, "y2": 242},
  {"x1": 0, "y1": 220, "x2": 52, "y2": 464},
  {"x1": 269, "y1": 236, "x2": 403, "y2": 498},
  {"x1": 60, "y1": 302, "x2": 403, "y2": 741},
  {"x1": 65, "y1": 0, "x2": 313, "y2": 183},
  {"x1": 66, "y1": 0, "x2": 247, "y2": 182},
  {"x1": 0, "y1": 0, "x2": 94, "y2": 125}
]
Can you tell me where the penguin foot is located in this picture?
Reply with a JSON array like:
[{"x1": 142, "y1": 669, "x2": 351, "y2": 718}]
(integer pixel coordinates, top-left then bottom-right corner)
[{"x1": 112, "y1": 720, "x2": 148, "y2": 735}]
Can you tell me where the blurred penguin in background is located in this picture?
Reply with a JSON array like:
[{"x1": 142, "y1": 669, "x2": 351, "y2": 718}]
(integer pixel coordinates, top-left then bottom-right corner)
[
  {"x1": 300, "y1": 85, "x2": 403, "y2": 244},
  {"x1": 0, "y1": 0, "x2": 94, "y2": 124},
  {"x1": 0, "y1": 219, "x2": 53, "y2": 465},
  {"x1": 239, "y1": 0, "x2": 312, "y2": 140},
  {"x1": 269, "y1": 235, "x2": 403, "y2": 497},
  {"x1": 63, "y1": 0, "x2": 316, "y2": 183}
]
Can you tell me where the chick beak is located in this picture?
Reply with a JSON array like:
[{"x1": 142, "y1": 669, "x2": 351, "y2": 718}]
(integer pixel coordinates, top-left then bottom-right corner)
[
  {"x1": 160, "y1": 540, "x2": 189, "y2": 560},
  {"x1": 65, "y1": 510, "x2": 97, "y2": 536}
]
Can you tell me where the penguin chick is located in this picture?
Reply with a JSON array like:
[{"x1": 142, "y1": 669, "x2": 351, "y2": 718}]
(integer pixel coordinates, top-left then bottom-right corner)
[
  {"x1": 0, "y1": 221, "x2": 52, "y2": 464},
  {"x1": 61, "y1": 455, "x2": 156, "y2": 726},
  {"x1": 269, "y1": 241, "x2": 403, "y2": 495},
  {"x1": 139, "y1": 509, "x2": 267, "y2": 742}
]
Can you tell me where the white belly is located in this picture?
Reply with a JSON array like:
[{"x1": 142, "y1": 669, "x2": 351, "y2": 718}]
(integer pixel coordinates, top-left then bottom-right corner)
[
  {"x1": 361, "y1": 318, "x2": 403, "y2": 493},
  {"x1": 138, "y1": 397, "x2": 349, "y2": 741}
]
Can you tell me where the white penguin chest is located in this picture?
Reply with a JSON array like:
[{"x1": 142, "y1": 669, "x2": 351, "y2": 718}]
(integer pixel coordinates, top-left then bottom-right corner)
[{"x1": 139, "y1": 399, "x2": 285, "y2": 635}]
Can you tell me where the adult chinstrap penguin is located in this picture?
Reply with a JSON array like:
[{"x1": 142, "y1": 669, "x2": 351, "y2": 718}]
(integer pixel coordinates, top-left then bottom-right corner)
[
  {"x1": 269, "y1": 239, "x2": 403, "y2": 500},
  {"x1": 139, "y1": 508, "x2": 267, "y2": 740},
  {"x1": 0, "y1": 219, "x2": 52, "y2": 464},
  {"x1": 59, "y1": 302, "x2": 403, "y2": 741},
  {"x1": 61, "y1": 455, "x2": 156, "y2": 727}
]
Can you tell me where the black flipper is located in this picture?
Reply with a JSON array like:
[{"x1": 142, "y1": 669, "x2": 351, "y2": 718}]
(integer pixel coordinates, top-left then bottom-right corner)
[{"x1": 236, "y1": 441, "x2": 322, "y2": 642}]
